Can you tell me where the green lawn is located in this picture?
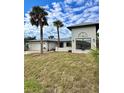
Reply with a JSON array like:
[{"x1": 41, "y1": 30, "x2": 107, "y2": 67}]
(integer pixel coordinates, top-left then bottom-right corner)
[{"x1": 24, "y1": 52, "x2": 99, "y2": 93}]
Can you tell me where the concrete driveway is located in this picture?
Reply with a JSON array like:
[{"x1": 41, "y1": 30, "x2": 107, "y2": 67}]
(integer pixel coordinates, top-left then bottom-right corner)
[{"x1": 24, "y1": 51, "x2": 40, "y2": 54}]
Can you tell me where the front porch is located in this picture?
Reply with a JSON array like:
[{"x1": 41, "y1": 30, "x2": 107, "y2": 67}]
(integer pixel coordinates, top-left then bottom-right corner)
[{"x1": 55, "y1": 41, "x2": 72, "y2": 52}]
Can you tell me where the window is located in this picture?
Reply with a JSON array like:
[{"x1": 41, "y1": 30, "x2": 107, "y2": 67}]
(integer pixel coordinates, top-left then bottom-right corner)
[
  {"x1": 60, "y1": 42, "x2": 63, "y2": 48},
  {"x1": 76, "y1": 38, "x2": 91, "y2": 50},
  {"x1": 66, "y1": 41, "x2": 71, "y2": 47}
]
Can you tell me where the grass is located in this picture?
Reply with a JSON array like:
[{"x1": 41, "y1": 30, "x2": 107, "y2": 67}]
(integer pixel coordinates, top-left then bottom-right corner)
[
  {"x1": 24, "y1": 52, "x2": 99, "y2": 93},
  {"x1": 90, "y1": 49, "x2": 99, "y2": 63}
]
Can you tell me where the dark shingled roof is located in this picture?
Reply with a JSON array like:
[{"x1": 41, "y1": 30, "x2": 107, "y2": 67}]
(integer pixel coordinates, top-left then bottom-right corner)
[{"x1": 67, "y1": 22, "x2": 99, "y2": 30}]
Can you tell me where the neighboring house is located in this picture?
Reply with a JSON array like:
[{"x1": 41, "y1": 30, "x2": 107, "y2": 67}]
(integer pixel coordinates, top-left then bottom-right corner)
[
  {"x1": 28, "y1": 38, "x2": 72, "y2": 52},
  {"x1": 28, "y1": 22, "x2": 99, "y2": 53},
  {"x1": 68, "y1": 22, "x2": 99, "y2": 53}
]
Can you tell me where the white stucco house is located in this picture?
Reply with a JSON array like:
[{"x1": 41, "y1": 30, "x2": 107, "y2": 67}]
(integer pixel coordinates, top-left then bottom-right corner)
[
  {"x1": 68, "y1": 22, "x2": 99, "y2": 53},
  {"x1": 28, "y1": 38, "x2": 72, "y2": 52},
  {"x1": 27, "y1": 22, "x2": 99, "y2": 53}
]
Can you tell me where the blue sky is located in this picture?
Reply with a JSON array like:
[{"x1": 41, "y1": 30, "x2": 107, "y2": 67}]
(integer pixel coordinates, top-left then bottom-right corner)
[{"x1": 24, "y1": 0, "x2": 99, "y2": 39}]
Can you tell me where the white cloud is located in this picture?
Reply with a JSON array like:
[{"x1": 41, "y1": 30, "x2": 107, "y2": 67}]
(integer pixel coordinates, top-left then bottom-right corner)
[
  {"x1": 43, "y1": 5, "x2": 49, "y2": 9},
  {"x1": 64, "y1": 4, "x2": 73, "y2": 12},
  {"x1": 24, "y1": 0, "x2": 99, "y2": 39},
  {"x1": 72, "y1": 6, "x2": 85, "y2": 12},
  {"x1": 24, "y1": 11, "x2": 71, "y2": 39},
  {"x1": 85, "y1": 6, "x2": 99, "y2": 12},
  {"x1": 52, "y1": 2, "x2": 62, "y2": 12},
  {"x1": 64, "y1": 0, "x2": 73, "y2": 4},
  {"x1": 94, "y1": 0, "x2": 99, "y2": 5},
  {"x1": 48, "y1": 2, "x2": 64, "y2": 22},
  {"x1": 85, "y1": 1, "x2": 93, "y2": 7},
  {"x1": 75, "y1": 17, "x2": 86, "y2": 24},
  {"x1": 76, "y1": 0, "x2": 85, "y2": 5},
  {"x1": 64, "y1": 0, "x2": 85, "y2": 5},
  {"x1": 70, "y1": 13, "x2": 83, "y2": 21}
]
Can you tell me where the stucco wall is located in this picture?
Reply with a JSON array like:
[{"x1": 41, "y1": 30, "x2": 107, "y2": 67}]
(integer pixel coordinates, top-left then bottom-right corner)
[
  {"x1": 28, "y1": 42, "x2": 48, "y2": 52},
  {"x1": 56, "y1": 42, "x2": 72, "y2": 52},
  {"x1": 48, "y1": 42, "x2": 57, "y2": 51},
  {"x1": 28, "y1": 41, "x2": 57, "y2": 51},
  {"x1": 71, "y1": 25, "x2": 96, "y2": 53}
]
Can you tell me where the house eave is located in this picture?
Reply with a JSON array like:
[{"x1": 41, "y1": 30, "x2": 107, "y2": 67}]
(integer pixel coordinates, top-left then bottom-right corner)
[{"x1": 67, "y1": 22, "x2": 99, "y2": 31}]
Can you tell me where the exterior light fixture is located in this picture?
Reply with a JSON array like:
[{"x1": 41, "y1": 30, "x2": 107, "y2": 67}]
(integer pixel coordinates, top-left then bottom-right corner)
[{"x1": 93, "y1": 39, "x2": 95, "y2": 42}]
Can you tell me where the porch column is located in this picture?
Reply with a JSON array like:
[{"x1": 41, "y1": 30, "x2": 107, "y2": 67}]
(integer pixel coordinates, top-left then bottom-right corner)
[{"x1": 64, "y1": 42, "x2": 66, "y2": 48}]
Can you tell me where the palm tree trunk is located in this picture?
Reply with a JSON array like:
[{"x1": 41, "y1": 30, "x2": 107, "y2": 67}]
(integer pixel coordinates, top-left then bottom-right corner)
[
  {"x1": 57, "y1": 27, "x2": 60, "y2": 47},
  {"x1": 40, "y1": 26, "x2": 43, "y2": 54},
  {"x1": 48, "y1": 42, "x2": 49, "y2": 51}
]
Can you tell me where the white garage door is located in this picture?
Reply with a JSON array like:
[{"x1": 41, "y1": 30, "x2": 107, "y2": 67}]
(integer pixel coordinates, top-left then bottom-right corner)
[{"x1": 29, "y1": 43, "x2": 40, "y2": 51}]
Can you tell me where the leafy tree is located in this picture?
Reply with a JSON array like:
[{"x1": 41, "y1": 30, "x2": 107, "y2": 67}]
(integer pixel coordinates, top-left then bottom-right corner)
[
  {"x1": 48, "y1": 35, "x2": 54, "y2": 39},
  {"x1": 29, "y1": 6, "x2": 48, "y2": 54},
  {"x1": 24, "y1": 36, "x2": 36, "y2": 42},
  {"x1": 53, "y1": 20, "x2": 64, "y2": 47}
]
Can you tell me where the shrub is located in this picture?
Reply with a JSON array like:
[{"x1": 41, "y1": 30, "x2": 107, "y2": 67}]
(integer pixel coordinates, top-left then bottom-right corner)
[{"x1": 90, "y1": 48, "x2": 99, "y2": 63}]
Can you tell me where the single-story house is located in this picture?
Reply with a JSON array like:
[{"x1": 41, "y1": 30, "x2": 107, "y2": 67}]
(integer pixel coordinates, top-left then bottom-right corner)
[
  {"x1": 27, "y1": 22, "x2": 99, "y2": 53},
  {"x1": 28, "y1": 38, "x2": 72, "y2": 52}
]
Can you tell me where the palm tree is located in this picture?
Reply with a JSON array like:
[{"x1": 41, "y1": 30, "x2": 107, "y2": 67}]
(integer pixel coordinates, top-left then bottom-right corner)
[
  {"x1": 53, "y1": 20, "x2": 64, "y2": 47},
  {"x1": 29, "y1": 6, "x2": 48, "y2": 54}
]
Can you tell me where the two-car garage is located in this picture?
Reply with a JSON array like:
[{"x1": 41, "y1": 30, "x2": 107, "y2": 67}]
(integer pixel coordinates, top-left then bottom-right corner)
[
  {"x1": 28, "y1": 40, "x2": 57, "y2": 52},
  {"x1": 29, "y1": 42, "x2": 40, "y2": 51}
]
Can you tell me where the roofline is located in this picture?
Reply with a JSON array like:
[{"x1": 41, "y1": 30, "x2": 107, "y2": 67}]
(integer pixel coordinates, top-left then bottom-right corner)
[
  {"x1": 67, "y1": 22, "x2": 99, "y2": 30},
  {"x1": 27, "y1": 39, "x2": 71, "y2": 42},
  {"x1": 27, "y1": 40, "x2": 56, "y2": 42}
]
